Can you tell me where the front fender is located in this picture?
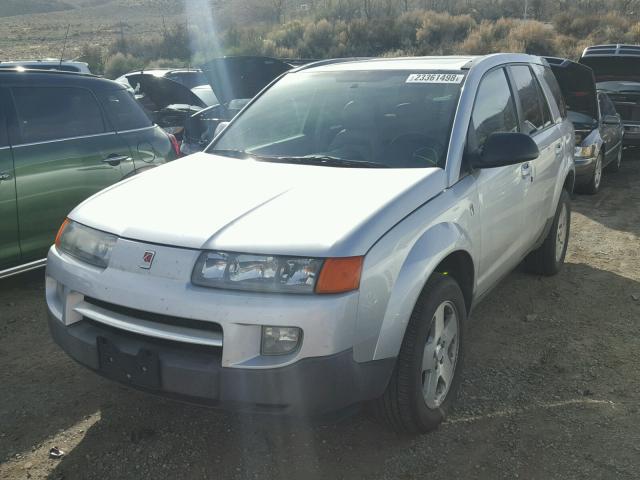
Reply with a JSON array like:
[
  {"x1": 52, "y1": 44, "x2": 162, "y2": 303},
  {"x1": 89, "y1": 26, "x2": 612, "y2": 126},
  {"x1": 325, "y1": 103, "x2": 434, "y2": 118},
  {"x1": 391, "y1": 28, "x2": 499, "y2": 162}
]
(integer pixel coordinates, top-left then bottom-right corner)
[
  {"x1": 353, "y1": 215, "x2": 475, "y2": 363},
  {"x1": 372, "y1": 223, "x2": 472, "y2": 361}
]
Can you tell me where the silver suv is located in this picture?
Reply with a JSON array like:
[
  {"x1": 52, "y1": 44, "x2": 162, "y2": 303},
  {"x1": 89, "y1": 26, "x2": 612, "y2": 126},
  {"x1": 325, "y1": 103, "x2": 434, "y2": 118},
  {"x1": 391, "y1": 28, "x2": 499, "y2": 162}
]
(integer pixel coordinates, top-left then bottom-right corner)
[{"x1": 46, "y1": 54, "x2": 575, "y2": 433}]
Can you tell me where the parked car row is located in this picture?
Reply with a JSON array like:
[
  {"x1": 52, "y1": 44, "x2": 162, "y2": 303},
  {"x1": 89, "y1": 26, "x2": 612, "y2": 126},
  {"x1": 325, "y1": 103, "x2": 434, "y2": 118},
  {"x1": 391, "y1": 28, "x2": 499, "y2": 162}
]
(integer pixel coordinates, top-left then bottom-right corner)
[{"x1": 2, "y1": 47, "x2": 638, "y2": 433}]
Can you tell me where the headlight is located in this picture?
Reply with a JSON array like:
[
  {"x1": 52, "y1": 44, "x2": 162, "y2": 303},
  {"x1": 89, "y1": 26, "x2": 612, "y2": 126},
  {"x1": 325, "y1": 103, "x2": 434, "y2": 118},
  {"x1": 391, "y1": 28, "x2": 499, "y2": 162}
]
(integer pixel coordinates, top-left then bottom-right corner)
[
  {"x1": 192, "y1": 251, "x2": 322, "y2": 293},
  {"x1": 192, "y1": 252, "x2": 364, "y2": 294},
  {"x1": 575, "y1": 145, "x2": 595, "y2": 158},
  {"x1": 55, "y1": 219, "x2": 117, "y2": 268}
]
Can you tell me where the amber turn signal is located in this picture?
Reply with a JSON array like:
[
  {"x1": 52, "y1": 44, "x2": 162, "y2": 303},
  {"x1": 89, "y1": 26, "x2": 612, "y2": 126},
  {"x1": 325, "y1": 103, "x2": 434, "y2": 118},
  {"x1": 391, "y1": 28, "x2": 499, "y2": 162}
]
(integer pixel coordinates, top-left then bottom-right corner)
[
  {"x1": 315, "y1": 256, "x2": 364, "y2": 294},
  {"x1": 55, "y1": 218, "x2": 69, "y2": 248}
]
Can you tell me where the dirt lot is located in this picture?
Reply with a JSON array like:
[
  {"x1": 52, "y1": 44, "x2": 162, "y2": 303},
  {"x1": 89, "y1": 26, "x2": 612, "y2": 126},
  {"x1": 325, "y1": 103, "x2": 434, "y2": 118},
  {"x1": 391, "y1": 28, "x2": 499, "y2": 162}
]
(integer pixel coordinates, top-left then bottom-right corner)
[{"x1": 1, "y1": 153, "x2": 640, "y2": 480}]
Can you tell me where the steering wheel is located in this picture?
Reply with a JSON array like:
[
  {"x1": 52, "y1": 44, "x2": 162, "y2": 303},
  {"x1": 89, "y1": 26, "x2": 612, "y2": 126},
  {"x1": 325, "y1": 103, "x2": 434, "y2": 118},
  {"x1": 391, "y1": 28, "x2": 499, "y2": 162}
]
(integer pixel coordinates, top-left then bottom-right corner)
[{"x1": 389, "y1": 133, "x2": 443, "y2": 168}]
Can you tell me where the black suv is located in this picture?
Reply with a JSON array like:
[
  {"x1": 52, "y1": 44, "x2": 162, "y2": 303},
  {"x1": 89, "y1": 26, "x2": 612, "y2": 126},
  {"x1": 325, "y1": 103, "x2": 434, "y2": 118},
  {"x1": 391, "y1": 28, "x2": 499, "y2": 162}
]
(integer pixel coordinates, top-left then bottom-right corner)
[{"x1": 0, "y1": 69, "x2": 177, "y2": 278}]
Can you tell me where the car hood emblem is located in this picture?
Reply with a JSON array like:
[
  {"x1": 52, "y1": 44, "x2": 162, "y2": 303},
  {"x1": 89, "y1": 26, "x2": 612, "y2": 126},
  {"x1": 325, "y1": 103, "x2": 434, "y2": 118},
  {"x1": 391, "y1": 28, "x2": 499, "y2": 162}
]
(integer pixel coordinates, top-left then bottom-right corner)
[{"x1": 140, "y1": 250, "x2": 155, "y2": 269}]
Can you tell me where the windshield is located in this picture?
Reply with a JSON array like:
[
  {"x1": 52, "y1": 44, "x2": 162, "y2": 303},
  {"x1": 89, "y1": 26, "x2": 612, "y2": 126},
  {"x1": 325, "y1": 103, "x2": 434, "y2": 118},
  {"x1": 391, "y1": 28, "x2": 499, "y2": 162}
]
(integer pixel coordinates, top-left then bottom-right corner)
[{"x1": 208, "y1": 70, "x2": 465, "y2": 169}]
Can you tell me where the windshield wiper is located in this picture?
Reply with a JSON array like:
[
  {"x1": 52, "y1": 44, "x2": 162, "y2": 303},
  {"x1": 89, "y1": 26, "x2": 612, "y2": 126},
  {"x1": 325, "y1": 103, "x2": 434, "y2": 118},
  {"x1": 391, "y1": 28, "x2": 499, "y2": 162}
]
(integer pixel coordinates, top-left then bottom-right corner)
[
  {"x1": 254, "y1": 155, "x2": 389, "y2": 168},
  {"x1": 208, "y1": 149, "x2": 251, "y2": 159}
]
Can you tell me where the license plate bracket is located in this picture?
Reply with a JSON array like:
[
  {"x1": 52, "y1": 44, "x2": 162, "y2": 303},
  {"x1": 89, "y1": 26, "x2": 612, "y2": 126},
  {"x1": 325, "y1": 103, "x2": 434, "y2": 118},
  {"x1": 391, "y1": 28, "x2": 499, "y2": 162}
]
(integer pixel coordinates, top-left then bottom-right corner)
[{"x1": 97, "y1": 336, "x2": 161, "y2": 390}]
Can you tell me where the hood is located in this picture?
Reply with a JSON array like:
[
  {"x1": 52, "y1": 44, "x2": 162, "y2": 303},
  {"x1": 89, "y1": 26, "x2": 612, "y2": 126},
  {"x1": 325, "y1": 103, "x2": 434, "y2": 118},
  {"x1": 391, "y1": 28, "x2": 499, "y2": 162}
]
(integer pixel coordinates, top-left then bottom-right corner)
[
  {"x1": 124, "y1": 74, "x2": 207, "y2": 110},
  {"x1": 199, "y1": 56, "x2": 292, "y2": 106},
  {"x1": 69, "y1": 153, "x2": 445, "y2": 257},
  {"x1": 579, "y1": 56, "x2": 640, "y2": 82},
  {"x1": 546, "y1": 57, "x2": 598, "y2": 119}
]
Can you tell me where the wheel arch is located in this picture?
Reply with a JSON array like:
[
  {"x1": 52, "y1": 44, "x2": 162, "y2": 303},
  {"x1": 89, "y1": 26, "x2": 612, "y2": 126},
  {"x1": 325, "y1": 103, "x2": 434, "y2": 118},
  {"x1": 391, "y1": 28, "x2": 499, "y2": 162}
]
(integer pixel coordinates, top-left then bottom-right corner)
[{"x1": 365, "y1": 222, "x2": 476, "y2": 362}]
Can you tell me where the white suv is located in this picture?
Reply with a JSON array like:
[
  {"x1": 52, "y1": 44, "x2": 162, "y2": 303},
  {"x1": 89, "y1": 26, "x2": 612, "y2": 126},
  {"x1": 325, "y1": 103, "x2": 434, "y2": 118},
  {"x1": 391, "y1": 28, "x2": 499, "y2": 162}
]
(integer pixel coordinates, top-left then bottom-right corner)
[{"x1": 46, "y1": 54, "x2": 575, "y2": 433}]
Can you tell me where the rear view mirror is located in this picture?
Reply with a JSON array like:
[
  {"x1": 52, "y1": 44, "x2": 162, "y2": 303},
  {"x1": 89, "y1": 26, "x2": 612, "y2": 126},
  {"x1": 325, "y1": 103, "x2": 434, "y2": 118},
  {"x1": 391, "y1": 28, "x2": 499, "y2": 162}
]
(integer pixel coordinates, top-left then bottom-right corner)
[
  {"x1": 472, "y1": 132, "x2": 540, "y2": 169},
  {"x1": 603, "y1": 114, "x2": 620, "y2": 125},
  {"x1": 214, "y1": 121, "x2": 230, "y2": 138}
]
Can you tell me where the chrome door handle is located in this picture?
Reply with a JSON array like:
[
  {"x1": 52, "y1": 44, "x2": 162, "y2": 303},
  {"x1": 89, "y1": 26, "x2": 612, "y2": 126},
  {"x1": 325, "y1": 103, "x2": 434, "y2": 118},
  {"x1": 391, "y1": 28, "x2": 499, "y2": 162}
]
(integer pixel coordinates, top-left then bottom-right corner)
[
  {"x1": 102, "y1": 155, "x2": 131, "y2": 166},
  {"x1": 0, "y1": 172, "x2": 11, "y2": 181},
  {"x1": 521, "y1": 162, "x2": 531, "y2": 178}
]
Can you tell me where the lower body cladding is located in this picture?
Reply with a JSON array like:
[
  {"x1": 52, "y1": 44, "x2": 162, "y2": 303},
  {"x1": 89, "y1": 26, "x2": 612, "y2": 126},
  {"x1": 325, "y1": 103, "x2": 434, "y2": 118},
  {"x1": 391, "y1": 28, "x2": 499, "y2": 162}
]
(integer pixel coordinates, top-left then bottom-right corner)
[{"x1": 45, "y1": 242, "x2": 394, "y2": 416}]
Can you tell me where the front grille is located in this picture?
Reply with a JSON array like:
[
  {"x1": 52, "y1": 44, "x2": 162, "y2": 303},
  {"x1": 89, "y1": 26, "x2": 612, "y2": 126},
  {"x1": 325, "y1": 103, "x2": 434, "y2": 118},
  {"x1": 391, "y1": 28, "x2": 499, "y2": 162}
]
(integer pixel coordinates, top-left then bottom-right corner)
[{"x1": 84, "y1": 297, "x2": 223, "y2": 335}]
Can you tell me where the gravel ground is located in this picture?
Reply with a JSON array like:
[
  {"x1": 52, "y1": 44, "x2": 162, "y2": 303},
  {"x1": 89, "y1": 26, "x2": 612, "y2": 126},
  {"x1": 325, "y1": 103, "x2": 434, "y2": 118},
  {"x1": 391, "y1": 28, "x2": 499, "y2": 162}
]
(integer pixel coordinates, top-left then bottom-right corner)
[{"x1": 1, "y1": 153, "x2": 640, "y2": 480}]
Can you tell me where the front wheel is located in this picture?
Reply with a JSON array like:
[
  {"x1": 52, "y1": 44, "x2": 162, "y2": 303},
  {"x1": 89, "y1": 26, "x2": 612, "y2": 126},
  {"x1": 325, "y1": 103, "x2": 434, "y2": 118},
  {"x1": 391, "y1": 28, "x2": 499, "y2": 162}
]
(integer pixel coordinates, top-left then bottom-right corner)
[
  {"x1": 370, "y1": 274, "x2": 466, "y2": 433},
  {"x1": 606, "y1": 145, "x2": 623, "y2": 173},
  {"x1": 579, "y1": 152, "x2": 603, "y2": 194},
  {"x1": 525, "y1": 189, "x2": 571, "y2": 276}
]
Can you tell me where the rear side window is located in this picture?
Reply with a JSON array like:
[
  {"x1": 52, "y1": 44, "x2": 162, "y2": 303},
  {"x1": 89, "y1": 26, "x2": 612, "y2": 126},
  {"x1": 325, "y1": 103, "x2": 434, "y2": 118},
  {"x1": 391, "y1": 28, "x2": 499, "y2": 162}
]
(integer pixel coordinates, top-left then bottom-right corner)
[
  {"x1": 11, "y1": 87, "x2": 105, "y2": 144},
  {"x1": 538, "y1": 65, "x2": 567, "y2": 119},
  {"x1": 98, "y1": 90, "x2": 153, "y2": 131},
  {"x1": 470, "y1": 68, "x2": 519, "y2": 148},
  {"x1": 510, "y1": 65, "x2": 552, "y2": 135}
]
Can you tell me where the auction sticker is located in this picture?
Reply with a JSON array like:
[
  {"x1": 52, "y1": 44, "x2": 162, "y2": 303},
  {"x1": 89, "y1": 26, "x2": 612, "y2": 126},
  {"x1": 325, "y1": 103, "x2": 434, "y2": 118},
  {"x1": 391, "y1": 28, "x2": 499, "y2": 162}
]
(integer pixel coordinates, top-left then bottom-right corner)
[{"x1": 406, "y1": 73, "x2": 465, "y2": 84}]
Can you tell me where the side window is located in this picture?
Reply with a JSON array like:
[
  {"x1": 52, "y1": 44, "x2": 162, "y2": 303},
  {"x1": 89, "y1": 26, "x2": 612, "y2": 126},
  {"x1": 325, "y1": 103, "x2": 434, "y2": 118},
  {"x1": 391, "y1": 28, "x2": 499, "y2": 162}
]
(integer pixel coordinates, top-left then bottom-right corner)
[
  {"x1": 11, "y1": 87, "x2": 105, "y2": 144},
  {"x1": 98, "y1": 90, "x2": 153, "y2": 132},
  {"x1": 510, "y1": 65, "x2": 550, "y2": 135},
  {"x1": 469, "y1": 68, "x2": 519, "y2": 149},
  {"x1": 538, "y1": 65, "x2": 567, "y2": 119}
]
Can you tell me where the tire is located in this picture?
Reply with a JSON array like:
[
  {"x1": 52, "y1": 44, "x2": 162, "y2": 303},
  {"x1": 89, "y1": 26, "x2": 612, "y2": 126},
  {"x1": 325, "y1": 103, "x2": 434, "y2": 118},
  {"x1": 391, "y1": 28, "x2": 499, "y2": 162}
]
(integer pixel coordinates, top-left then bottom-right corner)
[
  {"x1": 606, "y1": 145, "x2": 622, "y2": 173},
  {"x1": 578, "y1": 152, "x2": 603, "y2": 195},
  {"x1": 370, "y1": 273, "x2": 466, "y2": 434},
  {"x1": 525, "y1": 189, "x2": 571, "y2": 276}
]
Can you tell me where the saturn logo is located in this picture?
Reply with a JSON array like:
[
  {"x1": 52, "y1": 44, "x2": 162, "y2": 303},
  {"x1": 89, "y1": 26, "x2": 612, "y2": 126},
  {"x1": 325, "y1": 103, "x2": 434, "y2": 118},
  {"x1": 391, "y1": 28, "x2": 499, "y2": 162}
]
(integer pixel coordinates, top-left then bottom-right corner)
[{"x1": 140, "y1": 250, "x2": 156, "y2": 269}]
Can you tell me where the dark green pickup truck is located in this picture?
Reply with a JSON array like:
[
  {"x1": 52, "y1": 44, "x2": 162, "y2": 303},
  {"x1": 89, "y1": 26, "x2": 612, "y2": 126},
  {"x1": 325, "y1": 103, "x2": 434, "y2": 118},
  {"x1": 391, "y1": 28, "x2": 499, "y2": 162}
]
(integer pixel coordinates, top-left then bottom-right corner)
[{"x1": 0, "y1": 69, "x2": 177, "y2": 278}]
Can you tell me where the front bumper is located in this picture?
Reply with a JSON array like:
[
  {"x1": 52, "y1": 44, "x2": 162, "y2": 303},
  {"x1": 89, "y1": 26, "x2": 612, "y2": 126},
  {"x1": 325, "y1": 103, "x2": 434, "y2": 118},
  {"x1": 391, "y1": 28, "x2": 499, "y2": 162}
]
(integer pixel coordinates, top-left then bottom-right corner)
[
  {"x1": 48, "y1": 310, "x2": 394, "y2": 415},
  {"x1": 46, "y1": 242, "x2": 394, "y2": 415},
  {"x1": 574, "y1": 155, "x2": 597, "y2": 181}
]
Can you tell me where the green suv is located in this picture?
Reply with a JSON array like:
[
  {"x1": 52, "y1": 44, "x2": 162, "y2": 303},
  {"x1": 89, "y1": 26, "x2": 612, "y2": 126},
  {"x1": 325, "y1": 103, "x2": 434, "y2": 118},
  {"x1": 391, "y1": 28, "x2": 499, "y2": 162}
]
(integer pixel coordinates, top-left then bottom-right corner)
[{"x1": 0, "y1": 69, "x2": 177, "y2": 278}]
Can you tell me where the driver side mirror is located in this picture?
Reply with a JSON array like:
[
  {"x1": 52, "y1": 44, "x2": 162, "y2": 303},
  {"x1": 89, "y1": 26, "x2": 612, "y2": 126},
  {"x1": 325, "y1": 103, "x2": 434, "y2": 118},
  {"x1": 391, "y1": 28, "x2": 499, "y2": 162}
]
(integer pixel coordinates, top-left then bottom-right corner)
[
  {"x1": 470, "y1": 132, "x2": 540, "y2": 169},
  {"x1": 603, "y1": 114, "x2": 620, "y2": 125}
]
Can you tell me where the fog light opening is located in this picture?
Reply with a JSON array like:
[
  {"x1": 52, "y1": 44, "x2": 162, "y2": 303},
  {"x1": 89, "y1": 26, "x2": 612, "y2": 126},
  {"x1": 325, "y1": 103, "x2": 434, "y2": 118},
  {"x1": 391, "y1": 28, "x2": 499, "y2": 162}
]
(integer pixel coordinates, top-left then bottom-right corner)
[{"x1": 261, "y1": 326, "x2": 302, "y2": 356}]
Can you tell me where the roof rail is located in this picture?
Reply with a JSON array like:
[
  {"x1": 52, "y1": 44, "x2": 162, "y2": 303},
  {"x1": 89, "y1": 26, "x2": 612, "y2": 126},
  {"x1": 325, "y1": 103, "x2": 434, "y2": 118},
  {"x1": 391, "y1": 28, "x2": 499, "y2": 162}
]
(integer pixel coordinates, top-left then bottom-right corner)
[
  {"x1": 582, "y1": 44, "x2": 640, "y2": 57},
  {"x1": 289, "y1": 57, "x2": 374, "y2": 73}
]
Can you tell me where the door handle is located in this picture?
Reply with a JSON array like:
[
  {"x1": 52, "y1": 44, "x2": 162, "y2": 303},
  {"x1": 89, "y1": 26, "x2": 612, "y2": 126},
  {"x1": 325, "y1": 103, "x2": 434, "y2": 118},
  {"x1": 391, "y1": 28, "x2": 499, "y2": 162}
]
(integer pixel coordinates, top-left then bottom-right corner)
[
  {"x1": 102, "y1": 155, "x2": 131, "y2": 166},
  {"x1": 0, "y1": 172, "x2": 11, "y2": 181},
  {"x1": 521, "y1": 162, "x2": 531, "y2": 178}
]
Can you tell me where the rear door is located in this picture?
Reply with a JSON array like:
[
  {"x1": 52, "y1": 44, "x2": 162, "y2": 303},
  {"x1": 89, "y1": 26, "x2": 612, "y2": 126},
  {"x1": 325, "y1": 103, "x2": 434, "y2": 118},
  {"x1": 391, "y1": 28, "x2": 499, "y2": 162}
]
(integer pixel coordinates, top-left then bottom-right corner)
[
  {"x1": 96, "y1": 88, "x2": 172, "y2": 167},
  {"x1": 9, "y1": 85, "x2": 134, "y2": 262},
  {"x1": 509, "y1": 65, "x2": 563, "y2": 242},
  {"x1": 0, "y1": 88, "x2": 20, "y2": 269}
]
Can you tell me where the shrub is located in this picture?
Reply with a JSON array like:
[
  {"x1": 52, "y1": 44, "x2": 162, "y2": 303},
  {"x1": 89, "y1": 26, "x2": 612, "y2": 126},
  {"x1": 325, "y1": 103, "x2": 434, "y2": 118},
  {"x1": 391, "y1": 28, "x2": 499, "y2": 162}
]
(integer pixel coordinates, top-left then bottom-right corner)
[{"x1": 103, "y1": 53, "x2": 144, "y2": 79}]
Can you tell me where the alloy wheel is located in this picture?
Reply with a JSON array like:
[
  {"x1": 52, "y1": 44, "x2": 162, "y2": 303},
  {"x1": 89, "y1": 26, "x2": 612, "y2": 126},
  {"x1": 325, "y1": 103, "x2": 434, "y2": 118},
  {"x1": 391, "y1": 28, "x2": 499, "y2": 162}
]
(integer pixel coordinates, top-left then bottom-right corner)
[
  {"x1": 422, "y1": 300, "x2": 460, "y2": 409},
  {"x1": 593, "y1": 155, "x2": 602, "y2": 190},
  {"x1": 555, "y1": 202, "x2": 568, "y2": 262}
]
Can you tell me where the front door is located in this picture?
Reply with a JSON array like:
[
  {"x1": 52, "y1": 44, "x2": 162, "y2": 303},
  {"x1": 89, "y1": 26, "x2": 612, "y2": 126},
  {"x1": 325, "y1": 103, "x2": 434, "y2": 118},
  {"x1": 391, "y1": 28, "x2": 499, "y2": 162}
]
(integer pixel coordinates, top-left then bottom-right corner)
[
  {"x1": 8, "y1": 85, "x2": 134, "y2": 262},
  {"x1": 0, "y1": 88, "x2": 19, "y2": 270},
  {"x1": 467, "y1": 67, "x2": 529, "y2": 295}
]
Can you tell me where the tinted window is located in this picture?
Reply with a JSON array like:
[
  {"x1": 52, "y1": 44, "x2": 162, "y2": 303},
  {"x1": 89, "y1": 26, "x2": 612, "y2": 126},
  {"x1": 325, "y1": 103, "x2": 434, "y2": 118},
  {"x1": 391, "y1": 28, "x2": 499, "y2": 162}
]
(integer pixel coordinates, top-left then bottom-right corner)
[
  {"x1": 511, "y1": 65, "x2": 548, "y2": 135},
  {"x1": 470, "y1": 68, "x2": 518, "y2": 148},
  {"x1": 98, "y1": 90, "x2": 152, "y2": 131},
  {"x1": 538, "y1": 65, "x2": 567, "y2": 118},
  {"x1": 11, "y1": 87, "x2": 104, "y2": 143}
]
